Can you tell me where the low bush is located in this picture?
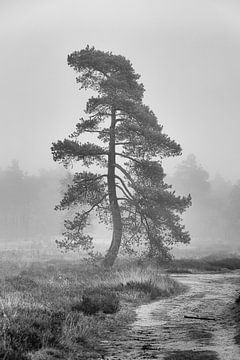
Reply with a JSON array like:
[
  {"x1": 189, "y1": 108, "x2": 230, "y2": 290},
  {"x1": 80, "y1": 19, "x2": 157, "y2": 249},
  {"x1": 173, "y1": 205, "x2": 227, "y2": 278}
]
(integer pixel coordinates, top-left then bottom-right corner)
[
  {"x1": 115, "y1": 280, "x2": 169, "y2": 300},
  {"x1": 0, "y1": 308, "x2": 66, "y2": 354},
  {"x1": 61, "y1": 312, "x2": 101, "y2": 346},
  {"x1": 60, "y1": 307, "x2": 135, "y2": 352},
  {"x1": 71, "y1": 287, "x2": 120, "y2": 315},
  {"x1": 0, "y1": 349, "x2": 30, "y2": 359},
  {"x1": 107, "y1": 266, "x2": 182, "y2": 300},
  {"x1": 3, "y1": 276, "x2": 38, "y2": 292}
]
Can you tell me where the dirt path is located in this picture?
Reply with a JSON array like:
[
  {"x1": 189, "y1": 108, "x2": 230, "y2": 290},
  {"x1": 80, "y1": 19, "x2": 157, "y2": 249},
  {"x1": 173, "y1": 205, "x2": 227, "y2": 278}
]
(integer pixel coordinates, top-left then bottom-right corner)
[{"x1": 102, "y1": 272, "x2": 240, "y2": 360}]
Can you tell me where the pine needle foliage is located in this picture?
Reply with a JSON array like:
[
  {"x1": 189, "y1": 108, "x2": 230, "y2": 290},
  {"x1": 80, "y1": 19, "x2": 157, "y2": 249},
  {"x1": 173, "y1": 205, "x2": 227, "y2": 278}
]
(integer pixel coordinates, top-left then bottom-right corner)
[{"x1": 51, "y1": 46, "x2": 191, "y2": 267}]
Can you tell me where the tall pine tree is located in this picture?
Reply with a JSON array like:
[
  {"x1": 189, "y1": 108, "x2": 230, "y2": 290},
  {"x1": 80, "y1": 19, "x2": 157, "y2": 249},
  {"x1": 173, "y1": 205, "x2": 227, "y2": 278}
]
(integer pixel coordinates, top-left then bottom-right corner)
[{"x1": 52, "y1": 46, "x2": 191, "y2": 267}]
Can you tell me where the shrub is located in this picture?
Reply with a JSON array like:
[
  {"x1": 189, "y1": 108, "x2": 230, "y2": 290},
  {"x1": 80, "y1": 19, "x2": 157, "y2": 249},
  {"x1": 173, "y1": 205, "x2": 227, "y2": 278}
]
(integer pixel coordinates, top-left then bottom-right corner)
[
  {"x1": 60, "y1": 312, "x2": 103, "y2": 347},
  {"x1": 71, "y1": 287, "x2": 120, "y2": 315},
  {"x1": 0, "y1": 308, "x2": 66, "y2": 353},
  {"x1": 3, "y1": 276, "x2": 38, "y2": 292},
  {"x1": 0, "y1": 349, "x2": 29, "y2": 359},
  {"x1": 115, "y1": 280, "x2": 169, "y2": 300}
]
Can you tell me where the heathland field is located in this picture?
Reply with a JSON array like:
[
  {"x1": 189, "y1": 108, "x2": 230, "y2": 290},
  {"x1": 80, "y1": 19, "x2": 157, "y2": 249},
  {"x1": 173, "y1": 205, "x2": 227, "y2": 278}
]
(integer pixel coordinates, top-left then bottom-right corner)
[{"x1": 0, "y1": 256, "x2": 183, "y2": 360}]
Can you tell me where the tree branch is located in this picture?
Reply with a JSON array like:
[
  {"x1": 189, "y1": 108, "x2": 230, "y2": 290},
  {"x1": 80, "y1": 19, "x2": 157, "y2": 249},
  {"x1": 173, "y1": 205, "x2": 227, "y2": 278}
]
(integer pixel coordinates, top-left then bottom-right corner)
[
  {"x1": 120, "y1": 197, "x2": 150, "y2": 232},
  {"x1": 115, "y1": 118, "x2": 126, "y2": 123},
  {"x1": 114, "y1": 163, "x2": 136, "y2": 189},
  {"x1": 74, "y1": 174, "x2": 107, "y2": 185},
  {"x1": 84, "y1": 130, "x2": 103, "y2": 133},
  {"x1": 115, "y1": 142, "x2": 131, "y2": 146},
  {"x1": 84, "y1": 129, "x2": 109, "y2": 135},
  {"x1": 114, "y1": 174, "x2": 134, "y2": 199},
  {"x1": 117, "y1": 197, "x2": 130, "y2": 202},
  {"x1": 83, "y1": 194, "x2": 108, "y2": 215},
  {"x1": 125, "y1": 222, "x2": 143, "y2": 243},
  {"x1": 115, "y1": 184, "x2": 132, "y2": 201},
  {"x1": 115, "y1": 153, "x2": 142, "y2": 164}
]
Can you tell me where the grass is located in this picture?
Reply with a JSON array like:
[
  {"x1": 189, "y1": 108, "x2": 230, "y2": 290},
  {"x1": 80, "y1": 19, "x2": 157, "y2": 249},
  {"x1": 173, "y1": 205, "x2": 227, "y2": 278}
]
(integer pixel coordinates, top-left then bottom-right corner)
[
  {"x1": 1, "y1": 254, "x2": 238, "y2": 359},
  {"x1": 164, "y1": 256, "x2": 240, "y2": 274},
  {"x1": 0, "y1": 259, "x2": 182, "y2": 359}
]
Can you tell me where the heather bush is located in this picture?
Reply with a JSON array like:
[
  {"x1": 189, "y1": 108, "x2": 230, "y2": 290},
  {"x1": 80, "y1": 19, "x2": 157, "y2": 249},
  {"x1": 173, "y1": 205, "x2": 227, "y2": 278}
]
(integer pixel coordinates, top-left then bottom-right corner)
[
  {"x1": 0, "y1": 308, "x2": 65, "y2": 354},
  {"x1": 123, "y1": 280, "x2": 169, "y2": 299},
  {"x1": 0, "y1": 349, "x2": 29, "y2": 360},
  {"x1": 71, "y1": 287, "x2": 120, "y2": 315},
  {"x1": 3, "y1": 276, "x2": 38, "y2": 292}
]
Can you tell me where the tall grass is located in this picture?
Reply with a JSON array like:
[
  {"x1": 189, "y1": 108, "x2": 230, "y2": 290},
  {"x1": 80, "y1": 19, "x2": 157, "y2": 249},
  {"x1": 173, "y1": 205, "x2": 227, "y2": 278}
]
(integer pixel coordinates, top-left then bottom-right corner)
[{"x1": 0, "y1": 260, "x2": 182, "y2": 359}]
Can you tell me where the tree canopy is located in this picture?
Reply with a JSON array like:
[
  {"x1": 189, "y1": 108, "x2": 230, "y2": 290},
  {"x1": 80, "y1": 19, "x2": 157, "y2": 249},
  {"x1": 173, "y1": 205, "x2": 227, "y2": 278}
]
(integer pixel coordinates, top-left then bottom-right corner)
[{"x1": 52, "y1": 46, "x2": 191, "y2": 266}]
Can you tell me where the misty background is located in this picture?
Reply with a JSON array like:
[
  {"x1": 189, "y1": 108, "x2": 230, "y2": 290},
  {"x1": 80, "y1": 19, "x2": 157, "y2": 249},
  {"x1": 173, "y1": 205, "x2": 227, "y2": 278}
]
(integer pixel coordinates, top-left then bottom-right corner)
[
  {"x1": 1, "y1": 0, "x2": 240, "y2": 257},
  {"x1": 1, "y1": 155, "x2": 240, "y2": 257}
]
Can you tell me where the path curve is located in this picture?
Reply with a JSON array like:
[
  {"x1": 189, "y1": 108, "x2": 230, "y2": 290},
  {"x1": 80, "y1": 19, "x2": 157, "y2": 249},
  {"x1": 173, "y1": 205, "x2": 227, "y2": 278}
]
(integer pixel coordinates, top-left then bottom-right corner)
[{"x1": 103, "y1": 272, "x2": 240, "y2": 360}]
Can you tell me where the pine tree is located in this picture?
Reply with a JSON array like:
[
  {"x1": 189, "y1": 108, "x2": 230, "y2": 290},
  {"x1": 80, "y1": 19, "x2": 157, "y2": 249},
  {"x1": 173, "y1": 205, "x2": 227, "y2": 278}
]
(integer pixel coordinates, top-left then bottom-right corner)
[{"x1": 51, "y1": 46, "x2": 191, "y2": 267}]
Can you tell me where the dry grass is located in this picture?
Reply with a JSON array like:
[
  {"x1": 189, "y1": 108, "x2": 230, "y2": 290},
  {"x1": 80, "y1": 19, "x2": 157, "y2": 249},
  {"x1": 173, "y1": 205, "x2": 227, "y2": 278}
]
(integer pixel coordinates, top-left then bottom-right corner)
[{"x1": 0, "y1": 259, "x2": 182, "y2": 359}]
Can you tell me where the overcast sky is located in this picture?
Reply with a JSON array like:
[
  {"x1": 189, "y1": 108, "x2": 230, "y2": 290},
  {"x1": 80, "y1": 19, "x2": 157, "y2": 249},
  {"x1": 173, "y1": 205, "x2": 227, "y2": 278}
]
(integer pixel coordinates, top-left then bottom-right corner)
[{"x1": 1, "y1": 0, "x2": 240, "y2": 181}]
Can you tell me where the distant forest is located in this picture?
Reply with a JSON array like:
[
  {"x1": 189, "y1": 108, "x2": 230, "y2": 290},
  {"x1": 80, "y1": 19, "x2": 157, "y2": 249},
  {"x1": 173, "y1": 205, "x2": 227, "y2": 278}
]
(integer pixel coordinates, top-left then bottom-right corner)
[
  {"x1": 0, "y1": 157, "x2": 240, "y2": 252},
  {"x1": 0, "y1": 160, "x2": 66, "y2": 242},
  {"x1": 167, "y1": 154, "x2": 240, "y2": 252}
]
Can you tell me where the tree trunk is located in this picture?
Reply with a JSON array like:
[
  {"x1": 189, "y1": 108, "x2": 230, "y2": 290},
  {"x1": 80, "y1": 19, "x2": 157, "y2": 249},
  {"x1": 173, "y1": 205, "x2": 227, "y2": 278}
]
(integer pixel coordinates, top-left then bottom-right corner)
[{"x1": 102, "y1": 108, "x2": 122, "y2": 268}]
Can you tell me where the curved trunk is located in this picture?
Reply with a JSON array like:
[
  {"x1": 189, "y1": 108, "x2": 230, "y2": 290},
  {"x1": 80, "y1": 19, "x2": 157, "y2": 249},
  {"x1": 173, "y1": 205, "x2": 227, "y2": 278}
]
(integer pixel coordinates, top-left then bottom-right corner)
[{"x1": 102, "y1": 108, "x2": 122, "y2": 268}]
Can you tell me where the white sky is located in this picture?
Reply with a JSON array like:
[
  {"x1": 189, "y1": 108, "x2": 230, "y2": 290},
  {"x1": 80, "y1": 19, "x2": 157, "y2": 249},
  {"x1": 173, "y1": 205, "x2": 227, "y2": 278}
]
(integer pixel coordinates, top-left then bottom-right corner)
[{"x1": 1, "y1": 0, "x2": 240, "y2": 181}]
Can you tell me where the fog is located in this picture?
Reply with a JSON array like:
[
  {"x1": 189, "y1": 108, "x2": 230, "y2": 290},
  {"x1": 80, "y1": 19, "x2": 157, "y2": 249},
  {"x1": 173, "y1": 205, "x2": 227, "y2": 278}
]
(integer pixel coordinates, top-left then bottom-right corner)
[
  {"x1": 167, "y1": 155, "x2": 240, "y2": 257},
  {"x1": 1, "y1": 157, "x2": 239, "y2": 258},
  {"x1": 1, "y1": 0, "x2": 240, "y2": 180},
  {"x1": 1, "y1": 1, "x2": 240, "y2": 257}
]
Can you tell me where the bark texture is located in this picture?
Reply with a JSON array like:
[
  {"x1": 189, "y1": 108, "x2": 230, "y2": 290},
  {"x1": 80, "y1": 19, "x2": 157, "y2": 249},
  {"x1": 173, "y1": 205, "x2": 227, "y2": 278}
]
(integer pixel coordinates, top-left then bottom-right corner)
[{"x1": 102, "y1": 109, "x2": 122, "y2": 267}]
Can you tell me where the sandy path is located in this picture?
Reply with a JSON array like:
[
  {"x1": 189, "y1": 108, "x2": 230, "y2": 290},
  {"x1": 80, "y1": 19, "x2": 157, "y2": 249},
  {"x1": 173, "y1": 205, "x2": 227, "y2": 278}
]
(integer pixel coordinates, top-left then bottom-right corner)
[{"x1": 102, "y1": 272, "x2": 240, "y2": 360}]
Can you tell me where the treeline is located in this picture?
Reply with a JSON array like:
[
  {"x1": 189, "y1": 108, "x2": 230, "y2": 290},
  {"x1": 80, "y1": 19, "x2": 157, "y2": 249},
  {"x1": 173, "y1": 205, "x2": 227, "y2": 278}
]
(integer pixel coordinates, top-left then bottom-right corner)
[
  {"x1": 0, "y1": 161, "x2": 66, "y2": 241},
  {"x1": 1, "y1": 157, "x2": 239, "y2": 253},
  {"x1": 168, "y1": 154, "x2": 240, "y2": 251}
]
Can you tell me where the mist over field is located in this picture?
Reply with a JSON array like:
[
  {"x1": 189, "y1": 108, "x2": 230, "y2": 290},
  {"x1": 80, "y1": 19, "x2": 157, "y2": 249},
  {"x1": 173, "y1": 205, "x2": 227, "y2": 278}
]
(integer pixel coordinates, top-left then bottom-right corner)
[{"x1": 1, "y1": 155, "x2": 239, "y2": 259}]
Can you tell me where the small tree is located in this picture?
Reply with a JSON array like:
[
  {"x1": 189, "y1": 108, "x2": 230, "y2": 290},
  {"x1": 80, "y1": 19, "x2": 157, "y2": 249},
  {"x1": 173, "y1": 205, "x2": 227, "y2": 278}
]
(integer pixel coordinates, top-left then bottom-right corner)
[{"x1": 52, "y1": 46, "x2": 191, "y2": 267}]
